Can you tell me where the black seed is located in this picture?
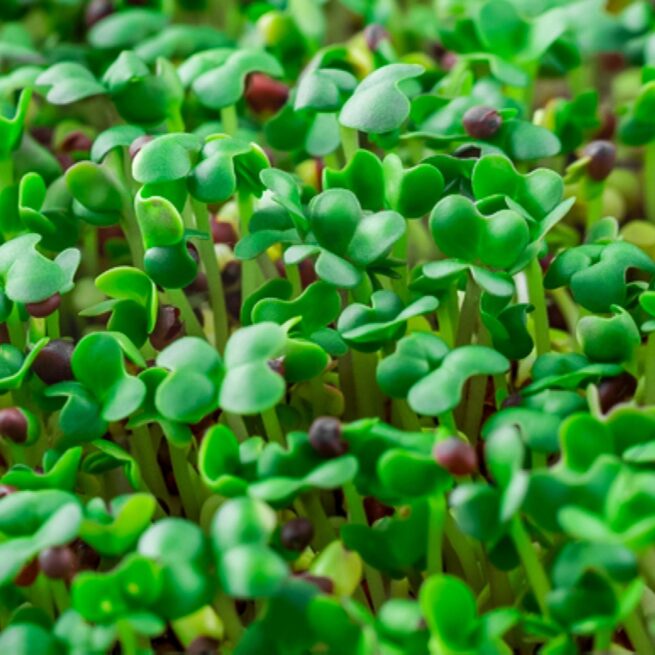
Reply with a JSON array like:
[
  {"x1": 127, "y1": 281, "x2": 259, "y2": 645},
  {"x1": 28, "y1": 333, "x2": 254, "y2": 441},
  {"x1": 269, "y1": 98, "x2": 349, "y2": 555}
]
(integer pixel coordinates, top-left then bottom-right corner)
[
  {"x1": 26, "y1": 293, "x2": 61, "y2": 318},
  {"x1": 433, "y1": 438, "x2": 478, "y2": 476},
  {"x1": 583, "y1": 140, "x2": 616, "y2": 181},
  {"x1": 33, "y1": 339, "x2": 74, "y2": 385},
  {"x1": 462, "y1": 106, "x2": 502, "y2": 139},
  {"x1": 598, "y1": 372, "x2": 637, "y2": 413},
  {"x1": 0, "y1": 408, "x2": 28, "y2": 444},
  {"x1": 280, "y1": 518, "x2": 314, "y2": 551},
  {"x1": 150, "y1": 306, "x2": 183, "y2": 351},
  {"x1": 38, "y1": 546, "x2": 77, "y2": 581},
  {"x1": 308, "y1": 417, "x2": 348, "y2": 459}
]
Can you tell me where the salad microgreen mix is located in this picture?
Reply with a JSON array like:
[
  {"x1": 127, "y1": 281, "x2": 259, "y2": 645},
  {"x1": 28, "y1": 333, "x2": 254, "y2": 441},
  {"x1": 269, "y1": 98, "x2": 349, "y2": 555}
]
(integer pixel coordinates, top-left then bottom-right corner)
[{"x1": 1, "y1": 1, "x2": 655, "y2": 654}]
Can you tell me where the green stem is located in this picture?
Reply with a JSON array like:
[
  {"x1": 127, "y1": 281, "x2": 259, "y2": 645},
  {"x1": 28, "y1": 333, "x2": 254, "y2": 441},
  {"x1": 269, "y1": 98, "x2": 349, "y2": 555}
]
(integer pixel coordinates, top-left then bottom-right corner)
[
  {"x1": 221, "y1": 104, "x2": 239, "y2": 137},
  {"x1": 169, "y1": 443, "x2": 200, "y2": 521},
  {"x1": 623, "y1": 606, "x2": 654, "y2": 655},
  {"x1": 427, "y1": 494, "x2": 446, "y2": 576},
  {"x1": 261, "y1": 406, "x2": 285, "y2": 446},
  {"x1": 339, "y1": 125, "x2": 359, "y2": 163},
  {"x1": 583, "y1": 177, "x2": 604, "y2": 230},
  {"x1": 0, "y1": 158, "x2": 13, "y2": 191},
  {"x1": 645, "y1": 332, "x2": 655, "y2": 406},
  {"x1": 646, "y1": 142, "x2": 655, "y2": 224},
  {"x1": 444, "y1": 513, "x2": 483, "y2": 591},
  {"x1": 351, "y1": 350, "x2": 380, "y2": 419},
  {"x1": 285, "y1": 262, "x2": 303, "y2": 298},
  {"x1": 6, "y1": 307, "x2": 25, "y2": 351},
  {"x1": 130, "y1": 426, "x2": 173, "y2": 508},
  {"x1": 463, "y1": 374, "x2": 487, "y2": 444},
  {"x1": 238, "y1": 192, "x2": 262, "y2": 300},
  {"x1": 214, "y1": 592, "x2": 244, "y2": 644},
  {"x1": 343, "y1": 481, "x2": 386, "y2": 611},
  {"x1": 592, "y1": 628, "x2": 611, "y2": 653},
  {"x1": 298, "y1": 492, "x2": 335, "y2": 550},
  {"x1": 192, "y1": 199, "x2": 229, "y2": 349},
  {"x1": 49, "y1": 580, "x2": 70, "y2": 615},
  {"x1": 455, "y1": 276, "x2": 480, "y2": 347},
  {"x1": 437, "y1": 287, "x2": 458, "y2": 348},
  {"x1": 525, "y1": 258, "x2": 550, "y2": 357},
  {"x1": 166, "y1": 288, "x2": 206, "y2": 340},
  {"x1": 121, "y1": 196, "x2": 145, "y2": 269},
  {"x1": 509, "y1": 516, "x2": 550, "y2": 616},
  {"x1": 83, "y1": 224, "x2": 99, "y2": 277},
  {"x1": 45, "y1": 311, "x2": 60, "y2": 340},
  {"x1": 116, "y1": 620, "x2": 139, "y2": 655}
]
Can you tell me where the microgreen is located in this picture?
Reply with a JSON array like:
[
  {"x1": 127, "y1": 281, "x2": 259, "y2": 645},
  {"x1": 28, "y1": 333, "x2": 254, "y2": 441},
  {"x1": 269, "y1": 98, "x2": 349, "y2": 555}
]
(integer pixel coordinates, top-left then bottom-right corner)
[{"x1": 1, "y1": 3, "x2": 655, "y2": 654}]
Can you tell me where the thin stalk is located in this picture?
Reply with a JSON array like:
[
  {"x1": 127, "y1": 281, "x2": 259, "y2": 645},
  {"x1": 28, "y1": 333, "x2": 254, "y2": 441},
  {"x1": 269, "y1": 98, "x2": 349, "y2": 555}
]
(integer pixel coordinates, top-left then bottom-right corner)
[
  {"x1": 298, "y1": 492, "x2": 335, "y2": 550},
  {"x1": 83, "y1": 224, "x2": 99, "y2": 277},
  {"x1": 130, "y1": 426, "x2": 173, "y2": 508},
  {"x1": 221, "y1": 104, "x2": 239, "y2": 136},
  {"x1": 339, "y1": 125, "x2": 359, "y2": 163},
  {"x1": 192, "y1": 199, "x2": 229, "y2": 349},
  {"x1": 0, "y1": 158, "x2": 13, "y2": 190},
  {"x1": 169, "y1": 443, "x2": 200, "y2": 521},
  {"x1": 645, "y1": 332, "x2": 655, "y2": 406},
  {"x1": 261, "y1": 406, "x2": 285, "y2": 446},
  {"x1": 116, "y1": 620, "x2": 139, "y2": 655},
  {"x1": 393, "y1": 399, "x2": 422, "y2": 432},
  {"x1": 444, "y1": 513, "x2": 483, "y2": 591},
  {"x1": 343, "y1": 481, "x2": 386, "y2": 611},
  {"x1": 455, "y1": 276, "x2": 480, "y2": 347},
  {"x1": 214, "y1": 592, "x2": 244, "y2": 644},
  {"x1": 351, "y1": 350, "x2": 380, "y2": 419},
  {"x1": 45, "y1": 310, "x2": 60, "y2": 340},
  {"x1": 646, "y1": 142, "x2": 655, "y2": 223},
  {"x1": 238, "y1": 192, "x2": 261, "y2": 300},
  {"x1": 509, "y1": 516, "x2": 550, "y2": 616},
  {"x1": 592, "y1": 629, "x2": 611, "y2": 653},
  {"x1": 285, "y1": 262, "x2": 303, "y2": 298},
  {"x1": 427, "y1": 494, "x2": 446, "y2": 576},
  {"x1": 49, "y1": 580, "x2": 70, "y2": 615},
  {"x1": 437, "y1": 287, "x2": 458, "y2": 348},
  {"x1": 165, "y1": 288, "x2": 206, "y2": 340},
  {"x1": 463, "y1": 374, "x2": 487, "y2": 443},
  {"x1": 583, "y1": 177, "x2": 604, "y2": 230},
  {"x1": 623, "y1": 606, "x2": 653, "y2": 655},
  {"x1": 6, "y1": 307, "x2": 25, "y2": 351},
  {"x1": 525, "y1": 258, "x2": 550, "y2": 357},
  {"x1": 120, "y1": 195, "x2": 145, "y2": 268}
]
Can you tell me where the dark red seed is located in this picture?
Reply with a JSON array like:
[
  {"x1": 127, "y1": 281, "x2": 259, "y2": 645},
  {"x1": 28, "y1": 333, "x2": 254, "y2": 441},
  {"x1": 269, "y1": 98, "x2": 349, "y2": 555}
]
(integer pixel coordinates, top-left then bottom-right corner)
[
  {"x1": 453, "y1": 144, "x2": 482, "y2": 159},
  {"x1": 186, "y1": 636, "x2": 220, "y2": 655},
  {"x1": 30, "y1": 126, "x2": 53, "y2": 147},
  {"x1": 85, "y1": 0, "x2": 114, "y2": 28},
  {"x1": 296, "y1": 572, "x2": 334, "y2": 594},
  {"x1": 433, "y1": 438, "x2": 478, "y2": 476},
  {"x1": 364, "y1": 23, "x2": 389, "y2": 51},
  {"x1": 363, "y1": 497, "x2": 394, "y2": 525},
  {"x1": 150, "y1": 306, "x2": 183, "y2": 351},
  {"x1": 598, "y1": 372, "x2": 637, "y2": 413},
  {"x1": 60, "y1": 131, "x2": 93, "y2": 153},
  {"x1": 462, "y1": 106, "x2": 502, "y2": 139},
  {"x1": 25, "y1": 293, "x2": 61, "y2": 318},
  {"x1": 582, "y1": 140, "x2": 616, "y2": 181},
  {"x1": 308, "y1": 417, "x2": 348, "y2": 459},
  {"x1": 221, "y1": 261, "x2": 241, "y2": 288},
  {"x1": 38, "y1": 546, "x2": 77, "y2": 581},
  {"x1": 72, "y1": 540, "x2": 101, "y2": 572},
  {"x1": 280, "y1": 518, "x2": 314, "y2": 551},
  {"x1": 245, "y1": 73, "x2": 289, "y2": 114},
  {"x1": 0, "y1": 408, "x2": 28, "y2": 444},
  {"x1": 33, "y1": 339, "x2": 74, "y2": 385},
  {"x1": 212, "y1": 221, "x2": 238, "y2": 247},
  {"x1": 14, "y1": 559, "x2": 39, "y2": 587},
  {"x1": 129, "y1": 135, "x2": 154, "y2": 159}
]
